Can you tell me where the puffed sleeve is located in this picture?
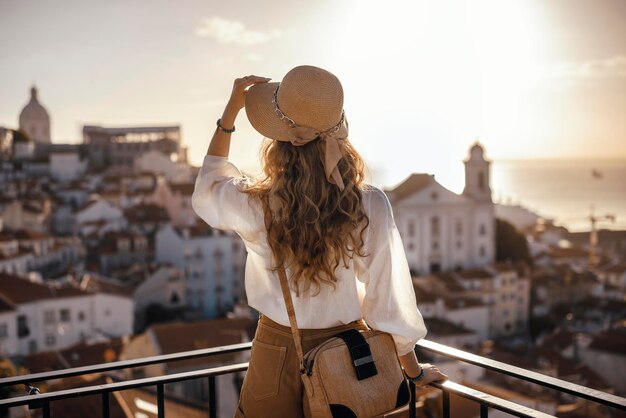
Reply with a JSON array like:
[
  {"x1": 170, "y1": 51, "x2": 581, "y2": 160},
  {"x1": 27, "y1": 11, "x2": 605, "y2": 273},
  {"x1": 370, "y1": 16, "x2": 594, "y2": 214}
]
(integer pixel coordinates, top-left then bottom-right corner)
[
  {"x1": 191, "y1": 155, "x2": 262, "y2": 240},
  {"x1": 355, "y1": 188, "x2": 427, "y2": 356}
]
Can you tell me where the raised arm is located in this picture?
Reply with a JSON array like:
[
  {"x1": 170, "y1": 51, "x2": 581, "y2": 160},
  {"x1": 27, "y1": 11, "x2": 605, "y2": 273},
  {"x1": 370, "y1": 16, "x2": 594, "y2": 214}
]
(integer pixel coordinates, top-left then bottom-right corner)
[{"x1": 206, "y1": 75, "x2": 271, "y2": 157}]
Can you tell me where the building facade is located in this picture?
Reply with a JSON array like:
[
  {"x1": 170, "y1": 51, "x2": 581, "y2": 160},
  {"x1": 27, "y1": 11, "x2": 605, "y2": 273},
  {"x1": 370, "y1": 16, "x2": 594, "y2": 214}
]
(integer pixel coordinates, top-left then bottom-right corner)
[
  {"x1": 386, "y1": 142, "x2": 495, "y2": 275},
  {"x1": 83, "y1": 125, "x2": 181, "y2": 168},
  {"x1": 155, "y1": 224, "x2": 246, "y2": 318}
]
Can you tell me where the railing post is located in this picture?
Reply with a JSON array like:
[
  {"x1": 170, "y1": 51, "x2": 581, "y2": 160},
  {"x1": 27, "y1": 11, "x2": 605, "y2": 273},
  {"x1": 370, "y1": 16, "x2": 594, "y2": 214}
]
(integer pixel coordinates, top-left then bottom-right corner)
[
  {"x1": 442, "y1": 390, "x2": 450, "y2": 418},
  {"x1": 102, "y1": 391, "x2": 110, "y2": 418},
  {"x1": 157, "y1": 383, "x2": 165, "y2": 418},
  {"x1": 408, "y1": 381, "x2": 416, "y2": 418},
  {"x1": 481, "y1": 403, "x2": 488, "y2": 418},
  {"x1": 42, "y1": 401, "x2": 50, "y2": 418},
  {"x1": 208, "y1": 376, "x2": 217, "y2": 418}
]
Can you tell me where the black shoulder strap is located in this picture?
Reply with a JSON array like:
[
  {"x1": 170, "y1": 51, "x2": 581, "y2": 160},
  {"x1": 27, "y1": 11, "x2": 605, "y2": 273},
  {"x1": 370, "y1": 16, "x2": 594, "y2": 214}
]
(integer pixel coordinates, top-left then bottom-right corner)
[{"x1": 333, "y1": 329, "x2": 378, "y2": 380}]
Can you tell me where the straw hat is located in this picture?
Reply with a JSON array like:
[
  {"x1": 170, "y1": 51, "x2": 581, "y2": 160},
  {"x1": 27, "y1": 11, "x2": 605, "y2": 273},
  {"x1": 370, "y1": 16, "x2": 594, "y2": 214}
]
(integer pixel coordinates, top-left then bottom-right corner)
[{"x1": 245, "y1": 65, "x2": 349, "y2": 190}]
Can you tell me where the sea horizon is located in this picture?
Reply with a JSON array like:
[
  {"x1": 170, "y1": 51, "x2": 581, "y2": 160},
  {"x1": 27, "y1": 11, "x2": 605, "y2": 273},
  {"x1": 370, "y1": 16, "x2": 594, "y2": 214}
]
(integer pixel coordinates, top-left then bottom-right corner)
[{"x1": 491, "y1": 157, "x2": 626, "y2": 234}]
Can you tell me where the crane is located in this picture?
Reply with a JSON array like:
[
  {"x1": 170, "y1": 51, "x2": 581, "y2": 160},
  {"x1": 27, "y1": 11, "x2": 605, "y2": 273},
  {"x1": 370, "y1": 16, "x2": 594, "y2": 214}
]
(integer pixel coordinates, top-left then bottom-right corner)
[{"x1": 588, "y1": 205, "x2": 616, "y2": 268}]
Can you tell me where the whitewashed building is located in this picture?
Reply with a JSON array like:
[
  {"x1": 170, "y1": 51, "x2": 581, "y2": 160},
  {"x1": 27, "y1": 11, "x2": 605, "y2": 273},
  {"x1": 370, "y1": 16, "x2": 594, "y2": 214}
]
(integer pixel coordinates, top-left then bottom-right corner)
[
  {"x1": 386, "y1": 143, "x2": 495, "y2": 275},
  {"x1": 414, "y1": 262, "x2": 530, "y2": 340},
  {"x1": 79, "y1": 274, "x2": 135, "y2": 337},
  {"x1": 50, "y1": 151, "x2": 88, "y2": 182},
  {"x1": 134, "y1": 149, "x2": 192, "y2": 183},
  {"x1": 75, "y1": 197, "x2": 126, "y2": 236},
  {"x1": 0, "y1": 229, "x2": 34, "y2": 275},
  {"x1": 0, "y1": 297, "x2": 17, "y2": 356},
  {"x1": 155, "y1": 223, "x2": 246, "y2": 318},
  {"x1": 0, "y1": 272, "x2": 134, "y2": 356},
  {"x1": 414, "y1": 278, "x2": 490, "y2": 341}
]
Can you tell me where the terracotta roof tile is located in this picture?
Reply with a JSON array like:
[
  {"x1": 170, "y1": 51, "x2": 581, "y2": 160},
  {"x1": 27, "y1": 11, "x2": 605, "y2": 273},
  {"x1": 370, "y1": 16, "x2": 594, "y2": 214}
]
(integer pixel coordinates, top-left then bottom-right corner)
[
  {"x1": 603, "y1": 264, "x2": 626, "y2": 274},
  {"x1": 412, "y1": 284, "x2": 438, "y2": 303},
  {"x1": 588, "y1": 330, "x2": 626, "y2": 355},
  {"x1": 444, "y1": 297, "x2": 485, "y2": 310},
  {"x1": 434, "y1": 273, "x2": 466, "y2": 292},
  {"x1": 149, "y1": 317, "x2": 254, "y2": 370},
  {"x1": 0, "y1": 272, "x2": 88, "y2": 304},
  {"x1": 424, "y1": 318, "x2": 475, "y2": 336},
  {"x1": 80, "y1": 275, "x2": 135, "y2": 298},
  {"x1": 385, "y1": 173, "x2": 433, "y2": 202},
  {"x1": 0, "y1": 294, "x2": 16, "y2": 313},
  {"x1": 124, "y1": 203, "x2": 170, "y2": 223},
  {"x1": 169, "y1": 182, "x2": 195, "y2": 195},
  {"x1": 539, "y1": 329, "x2": 575, "y2": 351},
  {"x1": 455, "y1": 268, "x2": 494, "y2": 280}
]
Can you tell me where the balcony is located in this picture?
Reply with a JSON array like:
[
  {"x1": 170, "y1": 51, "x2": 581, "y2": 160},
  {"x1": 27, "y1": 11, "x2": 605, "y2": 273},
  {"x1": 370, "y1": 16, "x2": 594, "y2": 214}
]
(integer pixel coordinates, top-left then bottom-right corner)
[{"x1": 0, "y1": 339, "x2": 624, "y2": 418}]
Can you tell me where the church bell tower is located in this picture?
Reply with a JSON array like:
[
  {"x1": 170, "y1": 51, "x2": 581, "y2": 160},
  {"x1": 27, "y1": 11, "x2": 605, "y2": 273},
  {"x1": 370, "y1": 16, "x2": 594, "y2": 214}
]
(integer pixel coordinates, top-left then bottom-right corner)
[{"x1": 462, "y1": 141, "x2": 492, "y2": 203}]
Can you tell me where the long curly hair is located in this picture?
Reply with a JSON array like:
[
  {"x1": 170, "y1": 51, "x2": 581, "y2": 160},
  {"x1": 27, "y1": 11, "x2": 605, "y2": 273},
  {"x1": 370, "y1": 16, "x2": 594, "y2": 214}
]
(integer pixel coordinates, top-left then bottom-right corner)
[{"x1": 244, "y1": 138, "x2": 370, "y2": 296}]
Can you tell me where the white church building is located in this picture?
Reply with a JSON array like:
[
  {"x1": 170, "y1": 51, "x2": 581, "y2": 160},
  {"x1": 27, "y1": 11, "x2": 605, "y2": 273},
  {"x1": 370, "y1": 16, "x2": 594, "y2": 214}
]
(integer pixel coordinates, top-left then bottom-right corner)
[{"x1": 385, "y1": 143, "x2": 495, "y2": 275}]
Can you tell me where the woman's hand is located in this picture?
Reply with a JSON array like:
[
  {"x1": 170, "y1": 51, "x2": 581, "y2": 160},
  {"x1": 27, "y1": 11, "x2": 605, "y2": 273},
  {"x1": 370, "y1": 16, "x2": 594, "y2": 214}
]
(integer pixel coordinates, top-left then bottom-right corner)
[
  {"x1": 227, "y1": 75, "x2": 271, "y2": 111},
  {"x1": 410, "y1": 363, "x2": 448, "y2": 386}
]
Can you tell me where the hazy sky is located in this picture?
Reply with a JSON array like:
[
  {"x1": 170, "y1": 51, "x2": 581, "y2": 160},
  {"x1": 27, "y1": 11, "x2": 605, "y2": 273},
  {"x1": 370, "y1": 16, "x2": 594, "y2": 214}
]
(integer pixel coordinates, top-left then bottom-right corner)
[{"x1": 1, "y1": 0, "x2": 625, "y2": 191}]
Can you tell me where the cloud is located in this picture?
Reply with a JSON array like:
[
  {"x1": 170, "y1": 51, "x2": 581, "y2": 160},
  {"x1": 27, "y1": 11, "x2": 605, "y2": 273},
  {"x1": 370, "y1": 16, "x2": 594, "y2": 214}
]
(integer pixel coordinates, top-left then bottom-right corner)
[
  {"x1": 244, "y1": 52, "x2": 262, "y2": 61},
  {"x1": 565, "y1": 55, "x2": 626, "y2": 79},
  {"x1": 195, "y1": 17, "x2": 281, "y2": 46}
]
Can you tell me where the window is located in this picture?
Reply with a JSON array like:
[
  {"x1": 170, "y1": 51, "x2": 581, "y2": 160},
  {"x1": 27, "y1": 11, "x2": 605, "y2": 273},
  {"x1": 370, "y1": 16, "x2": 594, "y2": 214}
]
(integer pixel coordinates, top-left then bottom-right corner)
[
  {"x1": 478, "y1": 171, "x2": 485, "y2": 190},
  {"x1": 135, "y1": 237, "x2": 147, "y2": 251},
  {"x1": 117, "y1": 238, "x2": 130, "y2": 251},
  {"x1": 432, "y1": 241, "x2": 439, "y2": 250},
  {"x1": 407, "y1": 243, "x2": 414, "y2": 251},
  {"x1": 455, "y1": 221, "x2": 463, "y2": 235},
  {"x1": 45, "y1": 334, "x2": 56, "y2": 347},
  {"x1": 479, "y1": 246, "x2": 486, "y2": 257},
  {"x1": 408, "y1": 221, "x2": 415, "y2": 238},
  {"x1": 479, "y1": 223, "x2": 486, "y2": 236},
  {"x1": 78, "y1": 311, "x2": 85, "y2": 322},
  {"x1": 431, "y1": 216, "x2": 440, "y2": 236},
  {"x1": 44, "y1": 310, "x2": 55, "y2": 325},
  {"x1": 60, "y1": 309, "x2": 71, "y2": 322},
  {"x1": 17, "y1": 315, "x2": 29, "y2": 338},
  {"x1": 456, "y1": 240, "x2": 462, "y2": 249},
  {"x1": 0, "y1": 324, "x2": 7, "y2": 339},
  {"x1": 170, "y1": 291, "x2": 180, "y2": 305}
]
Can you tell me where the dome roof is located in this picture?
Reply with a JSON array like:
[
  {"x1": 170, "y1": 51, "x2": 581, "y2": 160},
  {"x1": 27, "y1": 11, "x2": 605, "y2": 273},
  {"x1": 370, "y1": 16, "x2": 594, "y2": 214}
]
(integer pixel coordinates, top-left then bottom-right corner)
[{"x1": 19, "y1": 86, "x2": 50, "y2": 123}]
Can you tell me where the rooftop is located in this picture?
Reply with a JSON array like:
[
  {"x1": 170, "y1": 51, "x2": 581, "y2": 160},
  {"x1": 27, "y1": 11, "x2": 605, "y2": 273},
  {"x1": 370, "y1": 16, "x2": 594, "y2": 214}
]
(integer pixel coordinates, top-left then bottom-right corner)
[
  {"x1": 0, "y1": 272, "x2": 88, "y2": 304},
  {"x1": 147, "y1": 317, "x2": 254, "y2": 370},
  {"x1": 384, "y1": 173, "x2": 433, "y2": 203},
  {"x1": 423, "y1": 317, "x2": 475, "y2": 336}
]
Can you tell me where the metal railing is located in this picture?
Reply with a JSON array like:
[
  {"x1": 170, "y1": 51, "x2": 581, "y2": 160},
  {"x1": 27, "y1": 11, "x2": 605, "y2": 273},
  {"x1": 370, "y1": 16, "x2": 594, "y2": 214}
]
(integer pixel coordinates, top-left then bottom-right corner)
[{"x1": 1, "y1": 338, "x2": 625, "y2": 418}]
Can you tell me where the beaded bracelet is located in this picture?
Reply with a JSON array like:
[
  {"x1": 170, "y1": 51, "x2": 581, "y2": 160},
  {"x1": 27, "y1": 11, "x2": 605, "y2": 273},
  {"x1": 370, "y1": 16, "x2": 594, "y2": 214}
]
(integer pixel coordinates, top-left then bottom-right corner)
[
  {"x1": 404, "y1": 367, "x2": 425, "y2": 383},
  {"x1": 216, "y1": 118, "x2": 235, "y2": 133}
]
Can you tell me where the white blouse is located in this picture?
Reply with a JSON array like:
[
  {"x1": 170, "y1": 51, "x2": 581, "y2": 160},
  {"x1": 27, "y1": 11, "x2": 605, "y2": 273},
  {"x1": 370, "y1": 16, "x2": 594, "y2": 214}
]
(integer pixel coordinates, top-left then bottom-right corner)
[{"x1": 191, "y1": 155, "x2": 427, "y2": 356}]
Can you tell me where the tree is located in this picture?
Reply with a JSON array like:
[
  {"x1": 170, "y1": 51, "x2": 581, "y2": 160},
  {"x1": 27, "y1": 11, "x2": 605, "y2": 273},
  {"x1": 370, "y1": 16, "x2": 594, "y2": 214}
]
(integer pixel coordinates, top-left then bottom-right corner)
[{"x1": 495, "y1": 218, "x2": 532, "y2": 265}]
